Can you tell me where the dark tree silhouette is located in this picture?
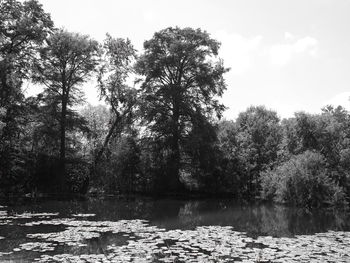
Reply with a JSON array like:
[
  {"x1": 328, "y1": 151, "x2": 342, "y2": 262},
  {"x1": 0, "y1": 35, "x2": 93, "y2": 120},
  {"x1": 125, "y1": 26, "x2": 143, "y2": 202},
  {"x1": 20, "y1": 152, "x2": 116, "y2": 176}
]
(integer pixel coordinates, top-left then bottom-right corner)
[
  {"x1": 95, "y1": 35, "x2": 137, "y2": 167},
  {"x1": 0, "y1": 0, "x2": 53, "y2": 195},
  {"x1": 33, "y1": 29, "x2": 100, "y2": 190},
  {"x1": 136, "y1": 27, "x2": 228, "y2": 191}
]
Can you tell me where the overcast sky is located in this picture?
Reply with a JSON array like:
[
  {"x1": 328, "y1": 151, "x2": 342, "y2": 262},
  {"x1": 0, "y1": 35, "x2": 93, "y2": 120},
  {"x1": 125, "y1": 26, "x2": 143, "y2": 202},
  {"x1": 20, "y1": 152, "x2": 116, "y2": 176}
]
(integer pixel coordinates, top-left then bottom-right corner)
[{"x1": 34, "y1": 0, "x2": 350, "y2": 119}]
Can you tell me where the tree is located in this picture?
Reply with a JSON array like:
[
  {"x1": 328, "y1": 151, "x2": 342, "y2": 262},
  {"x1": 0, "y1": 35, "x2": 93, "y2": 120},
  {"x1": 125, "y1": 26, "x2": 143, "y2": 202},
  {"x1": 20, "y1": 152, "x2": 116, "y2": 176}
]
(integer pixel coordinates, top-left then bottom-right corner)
[
  {"x1": 95, "y1": 35, "x2": 137, "y2": 167},
  {"x1": 217, "y1": 120, "x2": 243, "y2": 195},
  {"x1": 33, "y1": 29, "x2": 100, "y2": 190},
  {"x1": 0, "y1": 0, "x2": 53, "y2": 195},
  {"x1": 0, "y1": 0, "x2": 53, "y2": 129},
  {"x1": 280, "y1": 107, "x2": 350, "y2": 197},
  {"x1": 234, "y1": 106, "x2": 282, "y2": 198},
  {"x1": 0, "y1": 0, "x2": 53, "y2": 97},
  {"x1": 80, "y1": 104, "x2": 110, "y2": 161},
  {"x1": 0, "y1": 108, "x2": 5, "y2": 136},
  {"x1": 135, "y1": 27, "x2": 228, "y2": 191}
]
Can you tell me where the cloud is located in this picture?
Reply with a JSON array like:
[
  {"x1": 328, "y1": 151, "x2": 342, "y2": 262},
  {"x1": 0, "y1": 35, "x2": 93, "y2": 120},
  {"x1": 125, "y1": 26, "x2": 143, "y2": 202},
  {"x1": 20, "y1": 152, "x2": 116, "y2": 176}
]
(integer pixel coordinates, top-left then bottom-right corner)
[
  {"x1": 214, "y1": 30, "x2": 319, "y2": 73},
  {"x1": 294, "y1": 36, "x2": 318, "y2": 54},
  {"x1": 269, "y1": 44, "x2": 293, "y2": 66},
  {"x1": 284, "y1": 32, "x2": 294, "y2": 40},
  {"x1": 142, "y1": 9, "x2": 155, "y2": 22},
  {"x1": 269, "y1": 33, "x2": 319, "y2": 66},
  {"x1": 214, "y1": 30, "x2": 263, "y2": 75}
]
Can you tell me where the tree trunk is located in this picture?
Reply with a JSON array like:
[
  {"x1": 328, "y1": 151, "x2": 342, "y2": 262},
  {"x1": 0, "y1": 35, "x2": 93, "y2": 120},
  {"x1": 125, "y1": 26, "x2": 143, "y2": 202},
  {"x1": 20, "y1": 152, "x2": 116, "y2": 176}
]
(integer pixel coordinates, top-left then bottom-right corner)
[
  {"x1": 59, "y1": 92, "x2": 67, "y2": 192},
  {"x1": 168, "y1": 97, "x2": 185, "y2": 192},
  {"x1": 94, "y1": 115, "x2": 121, "y2": 167}
]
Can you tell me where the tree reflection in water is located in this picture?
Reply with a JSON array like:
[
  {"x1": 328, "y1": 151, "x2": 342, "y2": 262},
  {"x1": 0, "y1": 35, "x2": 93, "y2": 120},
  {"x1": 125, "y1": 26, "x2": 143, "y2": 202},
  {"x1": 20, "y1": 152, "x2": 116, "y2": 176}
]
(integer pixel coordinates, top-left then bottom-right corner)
[
  {"x1": 141, "y1": 199, "x2": 350, "y2": 237},
  {"x1": 0, "y1": 197, "x2": 350, "y2": 262},
  {"x1": 2, "y1": 197, "x2": 349, "y2": 238}
]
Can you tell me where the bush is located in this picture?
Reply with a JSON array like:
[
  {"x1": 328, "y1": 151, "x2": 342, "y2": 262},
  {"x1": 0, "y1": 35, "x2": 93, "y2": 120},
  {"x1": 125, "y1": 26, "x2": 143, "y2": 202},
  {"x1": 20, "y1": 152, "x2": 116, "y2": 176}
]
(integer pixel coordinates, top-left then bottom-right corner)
[
  {"x1": 66, "y1": 159, "x2": 90, "y2": 194},
  {"x1": 261, "y1": 151, "x2": 348, "y2": 208},
  {"x1": 92, "y1": 135, "x2": 141, "y2": 194}
]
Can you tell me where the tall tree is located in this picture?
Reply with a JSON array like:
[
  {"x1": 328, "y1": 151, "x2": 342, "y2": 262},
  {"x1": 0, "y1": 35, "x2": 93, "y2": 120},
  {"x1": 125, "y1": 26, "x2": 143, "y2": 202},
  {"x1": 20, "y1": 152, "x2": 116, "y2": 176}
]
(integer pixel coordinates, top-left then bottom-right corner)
[
  {"x1": 136, "y1": 27, "x2": 228, "y2": 191},
  {"x1": 0, "y1": 0, "x2": 53, "y2": 194},
  {"x1": 0, "y1": 0, "x2": 53, "y2": 103},
  {"x1": 95, "y1": 34, "x2": 137, "y2": 166},
  {"x1": 235, "y1": 106, "x2": 282, "y2": 198},
  {"x1": 33, "y1": 29, "x2": 100, "y2": 189}
]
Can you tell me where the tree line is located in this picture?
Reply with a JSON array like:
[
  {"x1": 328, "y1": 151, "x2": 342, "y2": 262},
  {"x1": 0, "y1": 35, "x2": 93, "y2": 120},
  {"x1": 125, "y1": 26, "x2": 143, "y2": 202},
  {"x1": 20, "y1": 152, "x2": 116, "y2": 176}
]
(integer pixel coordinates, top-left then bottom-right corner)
[{"x1": 1, "y1": 0, "x2": 349, "y2": 207}]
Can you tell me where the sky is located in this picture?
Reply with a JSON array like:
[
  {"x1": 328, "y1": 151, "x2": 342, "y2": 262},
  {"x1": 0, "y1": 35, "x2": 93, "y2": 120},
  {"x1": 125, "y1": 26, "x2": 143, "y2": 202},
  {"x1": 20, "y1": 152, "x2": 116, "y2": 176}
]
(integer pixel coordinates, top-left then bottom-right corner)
[{"x1": 30, "y1": 0, "x2": 350, "y2": 119}]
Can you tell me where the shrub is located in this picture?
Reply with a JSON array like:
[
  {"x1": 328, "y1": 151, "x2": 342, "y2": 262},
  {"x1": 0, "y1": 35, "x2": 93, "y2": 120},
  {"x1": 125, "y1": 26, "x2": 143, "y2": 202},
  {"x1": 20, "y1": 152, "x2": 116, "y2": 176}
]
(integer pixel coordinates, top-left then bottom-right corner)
[
  {"x1": 93, "y1": 135, "x2": 141, "y2": 194},
  {"x1": 261, "y1": 151, "x2": 348, "y2": 208},
  {"x1": 66, "y1": 159, "x2": 90, "y2": 194}
]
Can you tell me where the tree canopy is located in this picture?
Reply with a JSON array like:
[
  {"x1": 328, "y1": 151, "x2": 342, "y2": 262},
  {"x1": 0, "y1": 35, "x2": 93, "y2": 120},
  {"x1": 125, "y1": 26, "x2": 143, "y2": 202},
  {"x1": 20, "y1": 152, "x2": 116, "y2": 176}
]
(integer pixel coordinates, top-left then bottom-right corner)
[
  {"x1": 95, "y1": 35, "x2": 138, "y2": 166},
  {"x1": 32, "y1": 29, "x2": 100, "y2": 189},
  {"x1": 0, "y1": 0, "x2": 53, "y2": 194},
  {"x1": 136, "y1": 27, "x2": 229, "y2": 191}
]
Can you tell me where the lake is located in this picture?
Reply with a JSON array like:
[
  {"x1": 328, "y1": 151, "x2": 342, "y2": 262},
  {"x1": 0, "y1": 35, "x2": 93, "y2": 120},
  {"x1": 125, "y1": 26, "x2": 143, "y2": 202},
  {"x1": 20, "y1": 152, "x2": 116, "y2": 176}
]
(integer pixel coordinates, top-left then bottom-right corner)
[{"x1": 0, "y1": 197, "x2": 349, "y2": 262}]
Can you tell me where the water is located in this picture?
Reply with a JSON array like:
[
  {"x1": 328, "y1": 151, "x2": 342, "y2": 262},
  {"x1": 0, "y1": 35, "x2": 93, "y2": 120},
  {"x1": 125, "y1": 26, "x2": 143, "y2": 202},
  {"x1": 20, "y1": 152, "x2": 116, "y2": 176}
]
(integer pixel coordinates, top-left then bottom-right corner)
[{"x1": 0, "y1": 197, "x2": 349, "y2": 262}]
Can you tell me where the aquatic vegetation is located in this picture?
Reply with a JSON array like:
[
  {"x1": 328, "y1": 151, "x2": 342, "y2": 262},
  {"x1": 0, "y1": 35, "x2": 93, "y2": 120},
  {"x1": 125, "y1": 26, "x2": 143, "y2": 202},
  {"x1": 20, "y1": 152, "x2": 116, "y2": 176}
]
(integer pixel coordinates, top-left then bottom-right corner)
[
  {"x1": 14, "y1": 242, "x2": 56, "y2": 252},
  {"x1": 0, "y1": 209, "x2": 10, "y2": 225},
  {"x1": 1, "y1": 212, "x2": 59, "y2": 220},
  {"x1": 12, "y1": 212, "x2": 59, "y2": 218},
  {"x1": 27, "y1": 227, "x2": 101, "y2": 246},
  {"x1": 29, "y1": 225, "x2": 350, "y2": 262},
  {"x1": 0, "y1": 220, "x2": 11, "y2": 225},
  {"x1": 36, "y1": 253, "x2": 109, "y2": 263},
  {"x1": 0, "y1": 252, "x2": 13, "y2": 257},
  {"x1": 72, "y1": 213, "x2": 96, "y2": 217},
  {"x1": 2, "y1": 216, "x2": 349, "y2": 262},
  {"x1": 0, "y1": 210, "x2": 7, "y2": 217},
  {"x1": 0, "y1": 206, "x2": 349, "y2": 262}
]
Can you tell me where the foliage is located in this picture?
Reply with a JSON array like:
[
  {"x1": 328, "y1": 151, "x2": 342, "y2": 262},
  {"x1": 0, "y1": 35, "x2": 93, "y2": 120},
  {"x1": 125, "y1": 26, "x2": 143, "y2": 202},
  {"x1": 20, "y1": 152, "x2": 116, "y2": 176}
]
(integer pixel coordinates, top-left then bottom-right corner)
[
  {"x1": 235, "y1": 106, "x2": 282, "y2": 171},
  {"x1": 79, "y1": 104, "x2": 110, "y2": 161},
  {"x1": 95, "y1": 35, "x2": 138, "y2": 167},
  {"x1": 217, "y1": 106, "x2": 283, "y2": 198},
  {"x1": 65, "y1": 159, "x2": 90, "y2": 194},
  {"x1": 183, "y1": 116, "x2": 224, "y2": 192},
  {"x1": 32, "y1": 29, "x2": 100, "y2": 191},
  {"x1": 261, "y1": 151, "x2": 348, "y2": 207},
  {"x1": 279, "y1": 106, "x2": 350, "y2": 198},
  {"x1": 136, "y1": 27, "x2": 228, "y2": 191},
  {"x1": 0, "y1": 0, "x2": 53, "y2": 195},
  {"x1": 93, "y1": 135, "x2": 141, "y2": 194}
]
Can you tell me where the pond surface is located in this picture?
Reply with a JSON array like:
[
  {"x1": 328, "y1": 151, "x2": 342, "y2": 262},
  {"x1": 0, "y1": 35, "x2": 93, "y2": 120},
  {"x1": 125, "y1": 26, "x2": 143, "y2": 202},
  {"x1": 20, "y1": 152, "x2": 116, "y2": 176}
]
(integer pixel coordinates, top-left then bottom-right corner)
[{"x1": 0, "y1": 197, "x2": 349, "y2": 262}]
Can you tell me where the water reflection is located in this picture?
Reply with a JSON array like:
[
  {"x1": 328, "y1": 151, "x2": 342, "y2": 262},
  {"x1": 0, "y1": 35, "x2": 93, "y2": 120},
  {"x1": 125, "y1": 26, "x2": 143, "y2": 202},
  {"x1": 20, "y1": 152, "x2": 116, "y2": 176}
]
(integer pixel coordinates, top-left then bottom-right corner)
[
  {"x1": 149, "y1": 200, "x2": 350, "y2": 237},
  {"x1": 1, "y1": 197, "x2": 349, "y2": 238},
  {"x1": 1, "y1": 197, "x2": 350, "y2": 262}
]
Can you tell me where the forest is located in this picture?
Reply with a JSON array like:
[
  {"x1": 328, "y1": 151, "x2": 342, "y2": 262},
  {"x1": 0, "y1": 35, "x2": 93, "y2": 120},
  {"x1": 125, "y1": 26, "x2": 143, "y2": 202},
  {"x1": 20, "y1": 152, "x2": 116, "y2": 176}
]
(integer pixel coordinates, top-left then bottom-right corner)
[{"x1": 1, "y1": 0, "x2": 350, "y2": 208}]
